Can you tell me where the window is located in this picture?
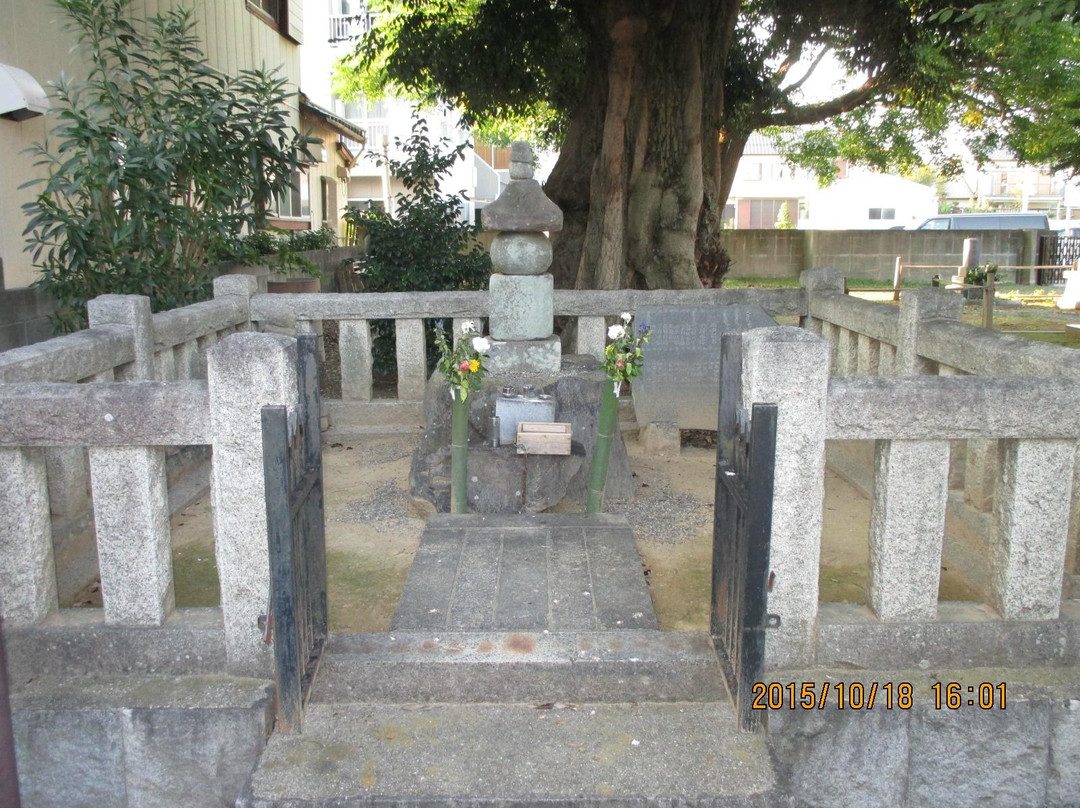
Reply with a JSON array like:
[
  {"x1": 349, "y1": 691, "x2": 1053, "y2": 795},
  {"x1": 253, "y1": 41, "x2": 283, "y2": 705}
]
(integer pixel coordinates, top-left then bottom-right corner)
[
  {"x1": 248, "y1": 0, "x2": 287, "y2": 29},
  {"x1": 747, "y1": 199, "x2": 794, "y2": 228},
  {"x1": 273, "y1": 169, "x2": 310, "y2": 219},
  {"x1": 868, "y1": 208, "x2": 896, "y2": 220},
  {"x1": 743, "y1": 161, "x2": 762, "y2": 181}
]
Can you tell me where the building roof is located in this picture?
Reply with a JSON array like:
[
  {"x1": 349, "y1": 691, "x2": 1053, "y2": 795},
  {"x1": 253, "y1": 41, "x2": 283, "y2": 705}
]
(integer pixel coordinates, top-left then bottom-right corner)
[
  {"x1": 742, "y1": 132, "x2": 782, "y2": 156},
  {"x1": 299, "y1": 95, "x2": 368, "y2": 146}
]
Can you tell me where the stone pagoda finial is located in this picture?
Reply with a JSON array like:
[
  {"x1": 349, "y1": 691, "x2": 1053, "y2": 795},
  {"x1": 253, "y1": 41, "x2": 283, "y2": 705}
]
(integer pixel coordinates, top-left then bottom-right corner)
[{"x1": 482, "y1": 141, "x2": 563, "y2": 373}]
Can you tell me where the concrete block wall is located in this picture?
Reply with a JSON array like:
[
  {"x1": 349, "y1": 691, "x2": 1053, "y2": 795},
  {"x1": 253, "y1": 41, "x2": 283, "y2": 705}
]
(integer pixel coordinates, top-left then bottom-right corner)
[{"x1": 724, "y1": 229, "x2": 1033, "y2": 281}]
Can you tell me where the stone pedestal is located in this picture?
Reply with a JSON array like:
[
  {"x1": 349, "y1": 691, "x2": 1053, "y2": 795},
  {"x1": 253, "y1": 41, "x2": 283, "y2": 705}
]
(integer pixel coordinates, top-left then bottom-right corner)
[
  {"x1": 489, "y1": 274, "x2": 554, "y2": 340},
  {"x1": 486, "y1": 335, "x2": 562, "y2": 374},
  {"x1": 409, "y1": 355, "x2": 632, "y2": 513}
]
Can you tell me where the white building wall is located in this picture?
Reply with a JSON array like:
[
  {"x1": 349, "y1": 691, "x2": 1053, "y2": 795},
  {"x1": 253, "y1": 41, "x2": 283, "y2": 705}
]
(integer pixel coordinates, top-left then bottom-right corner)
[{"x1": 802, "y1": 174, "x2": 938, "y2": 231}]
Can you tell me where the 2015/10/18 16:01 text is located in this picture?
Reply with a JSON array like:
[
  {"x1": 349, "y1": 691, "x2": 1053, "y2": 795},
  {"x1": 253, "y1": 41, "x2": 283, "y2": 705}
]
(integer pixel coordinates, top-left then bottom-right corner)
[{"x1": 750, "y1": 681, "x2": 1007, "y2": 711}]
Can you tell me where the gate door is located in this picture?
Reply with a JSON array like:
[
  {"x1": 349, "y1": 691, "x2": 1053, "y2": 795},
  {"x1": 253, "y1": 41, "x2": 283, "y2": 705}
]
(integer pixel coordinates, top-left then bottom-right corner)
[
  {"x1": 711, "y1": 333, "x2": 778, "y2": 732},
  {"x1": 261, "y1": 334, "x2": 328, "y2": 733}
]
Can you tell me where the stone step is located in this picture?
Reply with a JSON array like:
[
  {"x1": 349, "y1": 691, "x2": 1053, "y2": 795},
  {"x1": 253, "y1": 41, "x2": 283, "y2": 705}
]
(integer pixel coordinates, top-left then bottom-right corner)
[
  {"x1": 238, "y1": 701, "x2": 777, "y2": 808},
  {"x1": 312, "y1": 630, "x2": 729, "y2": 704},
  {"x1": 10, "y1": 673, "x2": 274, "y2": 808}
]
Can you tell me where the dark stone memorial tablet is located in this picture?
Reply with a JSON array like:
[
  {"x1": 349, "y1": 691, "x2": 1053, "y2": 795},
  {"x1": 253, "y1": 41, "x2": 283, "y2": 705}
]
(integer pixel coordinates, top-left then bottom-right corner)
[{"x1": 632, "y1": 304, "x2": 776, "y2": 430}]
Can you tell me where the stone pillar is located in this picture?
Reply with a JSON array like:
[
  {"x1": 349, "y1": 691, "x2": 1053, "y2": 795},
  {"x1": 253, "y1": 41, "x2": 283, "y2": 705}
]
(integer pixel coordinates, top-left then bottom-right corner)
[
  {"x1": 395, "y1": 318, "x2": 427, "y2": 400},
  {"x1": 339, "y1": 319, "x2": 373, "y2": 401},
  {"x1": 0, "y1": 448, "x2": 57, "y2": 625},
  {"x1": 956, "y1": 237, "x2": 981, "y2": 285},
  {"x1": 878, "y1": 343, "x2": 897, "y2": 376},
  {"x1": 481, "y1": 142, "x2": 564, "y2": 374},
  {"x1": 576, "y1": 316, "x2": 607, "y2": 360},
  {"x1": 835, "y1": 328, "x2": 857, "y2": 376},
  {"x1": 964, "y1": 439, "x2": 999, "y2": 511},
  {"x1": 798, "y1": 266, "x2": 845, "y2": 335},
  {"x1": 88, "y1": 446, "x2": 173, "y2": 626},
  {"x1": 741, "y1": 326, "x2": 830, "y2": 669},
  {"x1": 855, "y1": 334, "x2": 880, "y2": 376},
  {"x1": 867, "y1": 440, "x2": 950, "y2": 621},
  {"x1": 213, "y1": 273, "x2": 258, "y2": 332},
  {"x1": 208, "y1": 332, "x2": 299, "y2": 675},
  {"x1": 895, "y1": 288, "x2": 962, "y2": 378},
  {"x1": 87, "y1": 294, "x2": 155, "y2": 381},
  {"x1": 990, "y1": 439, "x2": 1074, "y2": 620},
  {"x1": 176, "y1": 340, "x2": 200, "y2": 380}
]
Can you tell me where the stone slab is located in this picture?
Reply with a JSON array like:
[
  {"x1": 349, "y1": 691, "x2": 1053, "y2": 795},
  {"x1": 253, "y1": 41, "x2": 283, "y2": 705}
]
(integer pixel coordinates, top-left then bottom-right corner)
[
  {"x1": 12, "y1": 673, "x2": 273, "y2": 808},
  {"x1": 239, "y1": 701, "x2": 774, "y2": 807},
  {"x1": 485, "y1": 335, "x2": 562, "y2": 374},
  {"x1": 311, "y1": 630, "x2": 727, "y2": 704},
  {"x1": 633, "y1": 304, "x2": 776, "y2": 430},
  {"x1": 391, "y1": 514, "x2": 657, "y2": 632}
]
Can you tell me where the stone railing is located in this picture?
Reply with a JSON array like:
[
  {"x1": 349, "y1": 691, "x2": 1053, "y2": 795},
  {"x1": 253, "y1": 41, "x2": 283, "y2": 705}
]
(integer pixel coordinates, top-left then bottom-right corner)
[
  {"x1": 0, "y1": 328, "x2": 302, "y2": 679},
  {"x1": 250, "y1": 286, "x2": 806, "y2": 401},
  {"x1": 738, "y1": 319, "x2": 1080, "y2": 671}
]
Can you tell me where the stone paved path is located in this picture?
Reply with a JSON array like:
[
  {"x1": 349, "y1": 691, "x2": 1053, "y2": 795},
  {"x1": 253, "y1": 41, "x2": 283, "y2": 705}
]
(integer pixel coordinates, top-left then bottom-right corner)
[{"x1": 391, "y1": 513, "x2": 659, "y2": 632}]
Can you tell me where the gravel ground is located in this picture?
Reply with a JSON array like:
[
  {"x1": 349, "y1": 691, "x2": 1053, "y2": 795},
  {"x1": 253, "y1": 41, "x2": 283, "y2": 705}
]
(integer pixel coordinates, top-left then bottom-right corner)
[
  {"x1": 332, "y1": 479, "x2": 414, "y2": 525},
  {"x1": 327, "y1": 436, "x2": 417, "y2": 465},
  {"x1": 614, "y1": 485, "x2": 711, "y2": 546}
]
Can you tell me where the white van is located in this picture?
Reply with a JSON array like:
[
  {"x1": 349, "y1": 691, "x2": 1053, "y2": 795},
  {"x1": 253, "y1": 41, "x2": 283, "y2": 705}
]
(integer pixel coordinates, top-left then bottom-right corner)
[{"x1": 913, "y1": 212, "x2": 1049, "y2": 230}]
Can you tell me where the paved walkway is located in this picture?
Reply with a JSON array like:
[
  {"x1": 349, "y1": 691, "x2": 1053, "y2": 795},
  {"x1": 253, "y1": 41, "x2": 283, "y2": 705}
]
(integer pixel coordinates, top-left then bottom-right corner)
[{"x1": 392, "y1": 513, "x2": 659, "y2": 632}]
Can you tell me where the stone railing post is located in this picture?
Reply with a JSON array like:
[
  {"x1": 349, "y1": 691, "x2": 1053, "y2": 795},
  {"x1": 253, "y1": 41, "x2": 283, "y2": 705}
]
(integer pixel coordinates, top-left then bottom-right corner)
[
  {"x1": 213, "y1": 273, "x2": 258, "y2": 332},
  {"x1": 798, "y1": 266, "x2": 846, "y2": 336},
  {"x1": 87, "y1": 294, "x2": 154, "y2": 381},
  {"x1": 208, "y1": 332, "x2": 299, "y2": 675},
  {"x1": 395, "y1": 318, "x2": 427, "y2": 400},
  {"x1": 340, "y1": 319, "x2": 374, "y2": 401},
  {"x1": 894, "y1": 288, "x2": 962, "y2": 378},
  {"x1": 991, "y1": 439, "x2": 1075, "y2": 619},
  {"x1": 88, "y1": 445, "x2": 173, "y2": 626},
  {"x1": 741, "y1": 326, "x2": 830, "y2": 669},
  {"x1": 0, "y1": 448, "x2": 57, "y2": 625},
  {"x1": 575, "y1": 316, "x2": 606, "y2": 360},
  {"x1": 867, "y1": 440, "x2": 950, "y2": 621}
]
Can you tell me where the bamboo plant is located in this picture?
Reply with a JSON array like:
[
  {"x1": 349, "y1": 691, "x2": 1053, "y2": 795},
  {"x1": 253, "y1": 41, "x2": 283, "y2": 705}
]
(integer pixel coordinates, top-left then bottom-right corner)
[
  {"x1": 434, "y1": 320, "x2": 490, "y2": 513},
  {"x1": 586, "y1": 313, "x2": 651, "y2": 513}
]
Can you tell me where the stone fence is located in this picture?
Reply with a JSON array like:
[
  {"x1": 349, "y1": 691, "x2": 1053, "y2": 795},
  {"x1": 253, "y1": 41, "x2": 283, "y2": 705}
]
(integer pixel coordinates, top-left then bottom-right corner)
[
  {"x1": 250, "y1": 286, "x2": 805, "y2": 401},
  {"x1": 0, "y1": 324, "x2": 302, "y2": 680},
  {"x1": 756, "y1": 267, "x2": 1080, "y2": 670},
  {"x1": 0, "y1": 271, "x2": 1077, "y2": 677}
]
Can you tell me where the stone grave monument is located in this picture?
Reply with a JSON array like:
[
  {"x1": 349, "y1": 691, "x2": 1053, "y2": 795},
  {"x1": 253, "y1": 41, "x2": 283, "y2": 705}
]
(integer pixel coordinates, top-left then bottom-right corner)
[
  {"x1": 632, "y1": 304, "x2": 777, "y2": 435},
  {"x1": 409, "y1": 142, "x2": 633, "y2": 514}
]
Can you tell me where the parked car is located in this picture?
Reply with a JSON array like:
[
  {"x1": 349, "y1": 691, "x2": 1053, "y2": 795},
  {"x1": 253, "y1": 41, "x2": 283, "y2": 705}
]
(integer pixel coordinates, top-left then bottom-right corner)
[{"x1": 912, "y1": 212, "x2": 1050, "y2": 230}]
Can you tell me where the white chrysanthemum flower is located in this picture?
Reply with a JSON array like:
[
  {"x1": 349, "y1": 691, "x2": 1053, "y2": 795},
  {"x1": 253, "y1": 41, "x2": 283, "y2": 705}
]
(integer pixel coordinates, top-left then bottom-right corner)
[
  {"x1": 620, "y1": 311, "x2": 632, "y2": 323},
  {"x1": 608, "y1": 324, "x2": 626, "y2": 340},
  {"x1": 472, "y1": 336, "x2": 491, "y2": 354},
  {"x1": 461, "y1": 319, "x2": 476, "y2": 334}
]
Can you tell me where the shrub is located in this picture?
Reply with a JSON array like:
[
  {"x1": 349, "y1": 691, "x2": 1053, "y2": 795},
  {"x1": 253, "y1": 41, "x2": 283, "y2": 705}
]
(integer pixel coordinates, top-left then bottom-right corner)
[
  {"x1": 342, "y1": 115, "x2": 492, "y2": 374},
  {"x1": 23, "y1": 0, "x2": 315, "y2": 331}
]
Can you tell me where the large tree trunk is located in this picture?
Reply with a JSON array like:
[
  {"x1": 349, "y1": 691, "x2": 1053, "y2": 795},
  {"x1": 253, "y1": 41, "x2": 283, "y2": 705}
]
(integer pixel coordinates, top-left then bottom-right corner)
[{"x1": 546, "y1": 0, "x2": 740, "y2": 291}]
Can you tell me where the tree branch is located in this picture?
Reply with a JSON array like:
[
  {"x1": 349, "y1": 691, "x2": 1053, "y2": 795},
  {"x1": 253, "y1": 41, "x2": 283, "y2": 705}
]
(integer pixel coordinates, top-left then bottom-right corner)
[
  {"x1": 781, "y1": 46, "x2": 831, "y2": 94},
  {"x1": 757, "y1": 76, "x2": 882, "y2": 127}
]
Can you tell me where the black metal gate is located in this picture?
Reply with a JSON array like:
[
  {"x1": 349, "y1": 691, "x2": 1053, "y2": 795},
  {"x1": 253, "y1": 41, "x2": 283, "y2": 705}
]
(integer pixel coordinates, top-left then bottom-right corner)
[
  {"x1": 1037, "y1": 235, "x2": 1080, "y2": 284},
  {"x1": 261, "y1": 334, "x2": 328, "y2": 733},
  {"x1": 711, "y1": 333, "x2": 778, "y2": 733}
]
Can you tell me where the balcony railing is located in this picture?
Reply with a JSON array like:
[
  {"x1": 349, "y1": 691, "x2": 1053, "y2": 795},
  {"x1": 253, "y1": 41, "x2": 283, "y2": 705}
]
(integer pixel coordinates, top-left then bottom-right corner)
[{"x1": 329, "y1": 13, "x2": 374, "y2": 42}]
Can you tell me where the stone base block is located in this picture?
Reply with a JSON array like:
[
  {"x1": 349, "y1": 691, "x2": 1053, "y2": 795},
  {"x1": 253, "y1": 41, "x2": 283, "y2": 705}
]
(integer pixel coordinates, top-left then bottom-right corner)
[
  {"x1": 489, "y1": 274, "x2": 553, "y2": 340},
  {"x1": 485, "y1": 335, "x2": 561, "y2": 374},
  {"x1": 639, "y1": 421, "x2": 680, "y2": 455}
]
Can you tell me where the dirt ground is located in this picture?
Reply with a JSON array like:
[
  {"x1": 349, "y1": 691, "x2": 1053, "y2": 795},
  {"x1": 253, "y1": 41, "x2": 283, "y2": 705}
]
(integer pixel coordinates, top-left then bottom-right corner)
[{"x1": 164, "y1": 425, "x2": 986, "y2": 634}]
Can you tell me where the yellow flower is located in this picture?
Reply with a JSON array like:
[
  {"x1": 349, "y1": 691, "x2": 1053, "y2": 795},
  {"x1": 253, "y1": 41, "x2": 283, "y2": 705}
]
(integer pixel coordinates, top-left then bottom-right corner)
[{"x1": 469, "y1": 359, "x2": 480, "y2": 372}]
